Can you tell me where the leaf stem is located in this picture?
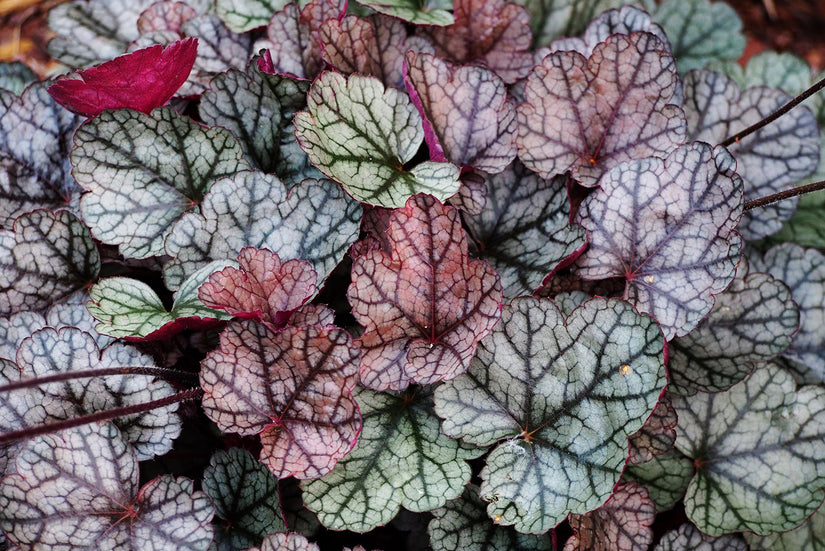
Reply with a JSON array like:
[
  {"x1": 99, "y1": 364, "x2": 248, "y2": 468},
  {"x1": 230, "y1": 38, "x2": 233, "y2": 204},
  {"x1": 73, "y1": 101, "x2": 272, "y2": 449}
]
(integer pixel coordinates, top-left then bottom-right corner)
[
  {"x1": 720, "y1": 74, "x2": 825, "y2": 147},
  {"x1": 0, "y1": 366, "x2": 198, "y2": 393},
  {"x1": 744, "y1": 179, "x2": 825, "y2": 211},
  {"x1": 0, "y1": 387, "x2": 204, "y2": 446}
]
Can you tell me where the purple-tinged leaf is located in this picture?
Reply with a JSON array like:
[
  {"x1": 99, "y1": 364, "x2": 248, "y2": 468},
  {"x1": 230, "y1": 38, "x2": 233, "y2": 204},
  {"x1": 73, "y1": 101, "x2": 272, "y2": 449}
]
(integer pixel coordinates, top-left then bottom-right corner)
[
  {"x1": 683, "y1": 70, "x2": 820, "y2": 240},
  {"x1": 71, "y1": 106, "x2": 250, "y2": 259},
  {"x1": 517, "y1": 32, "x2": 685, "y2": 187},
  {"x1": 199, "y1": 247, "x2": 317, "y2": 331},
  {"x1": 137, "y1": 1, "x2": 200, "y2": 33},
  {"x1": 622, "y1": 450, "x2": 693, "y2": 512},
  {"x1": 419, "y1": 0, "x2": 534, "y2": 84},
  {"x1": 252, "y1": 532, "x2": 320, "y2": 551},
  {"x1": 201, "y1": 321, "x2": 360, "y2": 479},
  {"x1": 357, "y1": 0, "x2": 453, "y2": 26},
  {"x1": 0, "y1": 311, "x2": 45, "y2": 360},
  {"x1": 449, "y1": 170, "x2": 487, "y2": 215},
  {"x1": 673, "y1": 365, "x2": 825, "y2": 535},
  {"x1": 628, "y1": 393, "x2": 677, "y2": 465},
  {"x1": 405, "y1": 52, "x2": 517, "y2": 173},
  {"x1": 428, "y1": 485, "x2": 552, "y2": 551},
  {"x1": 216, "y1": 0, "x2": 291, "y2": 32},
  {"x1": 349, "y1": 194, "x2": 502, "y2": 391},
  {"x1": 463, "y1": 162, "x2": 586, "y2": 298},
  {"x1": 656, "y1": 523, "x2": 748, "y2": 551},
  {"x1": 434, "y1": 297, "x2": 666, "y2": 533},
  {"x1": 0, "y1": 357, "x2": 34, "y2": 475},
  {"x1": 294, "y1": 72, "x2": 460, "y2": 208},
  {"x1": 0, "y1": 209, "x2": 100, "y2": 315},
  {"x1": 202, "y1": 448, "x2": 286, "y2": 550},
  {"x1": 301, "y1": 386, "x2": 479, "y2": 532},
  {"x1": 551, "y1": 6, "x2": 669, "y2": 57},
  {"x1": 180, "y1": 14, "x2": 254, "y2": 94},
  {"x1": 745, "y1": 503, "x2": 825, "y2": 551},
  {"x1": 574, "y1": 143, "x2": 743, "y2": 340},
  {"x1": 668, "y1": 259, "x2": 798, "y2": 394},
  {"x1": 0, "y1": 423, "x2": 214, "y2": 550},
  {"x1": 0, "y1": 62, "x2": 37, "y2": 95},
  {"x1": 163, "y1": 171, "x2": 360, "y2": 291},
  {"x1": 564, "y1": 482, "x2": 655, "y2": 551}
]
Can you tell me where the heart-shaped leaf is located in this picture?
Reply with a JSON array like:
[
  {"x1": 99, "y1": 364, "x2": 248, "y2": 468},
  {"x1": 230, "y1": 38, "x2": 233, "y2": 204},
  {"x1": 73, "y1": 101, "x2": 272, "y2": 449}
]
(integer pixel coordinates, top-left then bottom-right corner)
[
  {"x1": 349, "y1": 194, "x2": 502, "y2": 391},
  {"x1": 655, "y1": 523, "x2": 748, "y2": 551},
  {"x1": 564, "y1": 483, "x2": 655, "y2": 551},
  {"x1": 87, "y1": 260, "x2": 234, "y2": 340},
  {"x1": 517, "y1": 32, "x2": 685, "y2": 187},
  {"x1": 574, "y1": 143, "x2": 743, "y2": 340},
  {"x1": 163, "y1": 171, "x2": 360, "y2": 291},
  {"x1": 294, "y1": 72, "x2": 460, "y2": 208},
  {"x1": 462, "y1": 162, "x2": 586, "y2": 298},
  {"x1": 71, "y1": 106, "x2": 250, "y2": 259},
  {"x1": 356, "y1": 0, "x2": 453, "y2": 25},
  {"x1": 0, "y1": 209, "x2": 100, "y2": 314},
  {"x1": 628, "y1": 393, "x2": 678, "y2": 465},
  {"x1": 202, "y1": 448, "x2": 286, "y2": 550},
  {"x1": 673, "y1": 364, "x2": 825, "y2": 535},
  {"x1": 216, "y1": 0, "x2": 290, "y2": 32},
  {"x1": 301, "y1": 386, "x2": 478, "y2": 533},
  {"x1": 622, "y1": 450, "x2": 694, "y2": 512},
  {"x1": 0, "y1": 423, "x2": 214, "y2": 550},
  {"x1": 745, "y1": 503, "x2": 825, "y2": 551},
  {"x1": 434, "y1": 297, "x2": 666, "y2": 533},
  {"x1": 201, "y1": 321, "x2": 360, "y2": 479},
  {"x1": 405, "y1": 52, "x2": 517, "y2": 173}
]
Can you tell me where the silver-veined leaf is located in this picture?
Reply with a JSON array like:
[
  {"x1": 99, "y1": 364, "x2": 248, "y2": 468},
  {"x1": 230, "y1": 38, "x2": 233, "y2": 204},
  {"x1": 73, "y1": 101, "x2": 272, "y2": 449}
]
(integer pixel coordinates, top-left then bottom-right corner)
[
  {"x1": 745, "y1": 503, "x2": 825, "y2": 551},
  {"x1": 355, "y1": 0, "x2": 453, "y2": 25},
  {"x1": 622, "y1": 450, "x2": 693, "y2": 513},
  {"x1": 655, "y1": 523, "x2": 748, "y2": 551},
  {"x1": 216, "y1": 0, "x2": 291, "y2": 32}
]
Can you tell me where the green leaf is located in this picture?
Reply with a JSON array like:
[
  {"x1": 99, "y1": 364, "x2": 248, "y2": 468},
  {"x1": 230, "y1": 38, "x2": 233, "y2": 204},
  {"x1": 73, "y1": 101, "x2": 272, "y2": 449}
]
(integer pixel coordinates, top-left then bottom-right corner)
[
  {"x1": 294, "y1": 72, "x2": 460, "y2": 208},
  {"x1": 0, "y1": 62, "x2": 37, "y2": 95},
  {"x1": 673, "y1": 364, "x2": 825, "y2": 535},
  {"x1": 745, "y1": 502, "x2": 825, "y2": 551},
  {"x1": 622, "y1": 450, "x2": 693, "y2": 513},
  {"x1": 88, "y1": 260, "x2": 234, "y2": 340},
  {"x1": 216, "y1": 0, "x2": 291, "y2": 32},
  {"x1": 434, "y1": 297, "x2": 666, "y2": 533},
  {"x1": 71, "y1": 107, "x2": 250, "y2": 259},
  {"x1": 655, "y1": 523, "x2": 748, "y2": 551},
  {"x1": 354, "y1": 0, "x2": 453, "y2": 25},
  {"x1": 301, "y1": 386, "x2": 478, "y2": 533}
]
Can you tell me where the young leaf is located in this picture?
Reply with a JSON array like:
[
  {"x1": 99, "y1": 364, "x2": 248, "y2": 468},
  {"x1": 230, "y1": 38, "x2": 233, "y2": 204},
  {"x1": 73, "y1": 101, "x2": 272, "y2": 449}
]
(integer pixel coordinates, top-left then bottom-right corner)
[
  {"x1": 0, "y1": 62, "x2": 37, "y2": 94},
  {"x1": 622, "y1": 450, "x2": 693, "y2": 512},
  {"x1": 216, "y1": 0, "x2": 291, "y2": 32},
  {"x1": 0, "y1": 209, "x2": 100, "y2": 315},
  {"x1": 655, "y1": 523, "x2": 748, "y2": 551},
  {"x1": 673, "y1": 364, "x2": 825, "y2": 535},
  {"x1": 517, "y1": 32, "x2": 685, "y2": 187},
  {"x1": 627, "y1": 393, "x2": 677, "y2": 465},
  {"x1": 574, "y1": 143, "x2": 743, "y2": 340},
  {"x1": 301, "y1": 386, "x2": 478, "y2": 532},
  {"x1": 200, "y1": 321, "x2": 360, "y2": 479},
  {"x1": 745, "y1": 503, "x2": 825, "y2": 551},
  {"x1": 163, "y1": 171, "x2": 360, "y2": 291},
  {"x1": 428, "y1": 485, "x2": 552, "y2": 551},
  {"x1": 87, "y1": 260, "x2": 234, "y2": 340},
  {"x1": 682, "y1": 70, "x2": 820, "y2": 240},
  {"x1": 71, "y1": 106, "x2": 250, "y2": 259},
  {"x1": 667, "y1": 260, "x2": 798, "y2": 394},
  {"x1": 202, "y1": 448, "x2": 286, "y2": 550},
  {"x1": 462, "y1": 162, "x2": 586, "y2": 298},
  {"x1": 433, "y1": 297, "x2": 666, "y2": 533},
  {"x1": 294, "y1": 72, "x2": 461, "y2": 208},
  {"x1": 47, "y1": 38, "x2": 198, "y2": 118},
  {"x1": 0, "y1": 423, "x2": 214, "y2": 550},
  {"x1": 564, "y1": 483, "x2": 655, "y2": 551},
  {"x1": 356, "y1": 0, "x2": 454, "y2": 26},
  {"x1": 404, "y1": 52, "x2": 518, "y2": 173},
  {"x1": 349, "y1": 194, "x2": 502, "y2": 391}
]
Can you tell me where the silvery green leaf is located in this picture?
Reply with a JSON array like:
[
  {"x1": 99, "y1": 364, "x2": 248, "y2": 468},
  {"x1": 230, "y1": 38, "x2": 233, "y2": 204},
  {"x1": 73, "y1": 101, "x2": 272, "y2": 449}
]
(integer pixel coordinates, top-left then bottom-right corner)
[
  {"x1": 622, "y1": 450, "x2": 693, "y2": 513},
  {"x1": 745, "y1": 503, "x2": 825, "y2": 551},
  {"x1": 0, "y1": 62, "x2": 37, "y2": 94},
  {"x1": 215, "y1": 0, "x2": 291, "y2": 32},
  {"x1": 655, "y1": 523, "x2": 748, "y2": 551},
  {"x1": 356, "y1": 0, "x2": 453, "y2": 25}
]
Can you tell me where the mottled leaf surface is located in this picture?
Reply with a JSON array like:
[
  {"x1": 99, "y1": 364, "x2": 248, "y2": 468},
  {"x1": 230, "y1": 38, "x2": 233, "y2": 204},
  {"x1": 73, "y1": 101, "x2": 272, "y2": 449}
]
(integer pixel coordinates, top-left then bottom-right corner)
[
  {"x1": 574, "y1": 143, "x2": 743, "y2": 340},
  {"x1": 463, "y1": 163, "x2": 586, "y2": 298},
  {"x1": 0, "y1": 423, "x2": 214, "y2": 550},
  {"x1": 622, "y1": 450, "x2": 693, "y2": 512},
  {"x1": 434, "y1": 297, "x2": 666, "y2": 533},
  {"x1": 295, "y1": 72, "x2": 460, "y2": 208},
  {"x1": 201, "y1": 322, "x2": 360, "y2": 479},
  {"x1": 656, "y1": 523, "x2": 748, "y2": 551},
  {"x1": 349, "y1": 194, "x2": 502, "y2": 390},
  {"x1": 405, "y1": 52, "x2": 517, "y2": 173},
  {"x1": 71, "y1": 106, "x2": 249, "y2": 258},
  {"x1": 163, "y1": 171, "x2": 360, "y2": 291},
  {"x1": 254, "y1": 532, "x2": 320, "y2": 551},
  {"x1": 202, "y1": 448, "x2": 286, "y2": 550},
  {"x1": 673, "y1": 365, "x2": 825, "y2": 535},
  {"x1": 0, "y1": 209, "x2": 100, "y2": 314},
  {"x1": 301, "y1": 387, "x2": 477, "y2": 532},
  {"x1": 216, "y1": 0, "x2": 290, "y2": 32},
  {"x1": 668, "y1": 260, "x2": 798, "y2": 394},
  {"x1": 683, "y1": 70, "x2": 820, "y2": 240},
  {"x1": 428, "y1": 485, "x2": 552, "y2": 551},
  {"x1": 357, "y1": 0, "x2": 453, "y2": 25},
  {"x1": 746, "y1": 503, "x2": 825, "y2": 551},
  {"x1": 564, "y1": 483, "x2": 655, "y2": 551},
  {"x1": 628, "y1": 393, "x2": 677, "y2": 465},
  {"x1": 517, "y1": 32, "x2": 684, "y2": 187}
]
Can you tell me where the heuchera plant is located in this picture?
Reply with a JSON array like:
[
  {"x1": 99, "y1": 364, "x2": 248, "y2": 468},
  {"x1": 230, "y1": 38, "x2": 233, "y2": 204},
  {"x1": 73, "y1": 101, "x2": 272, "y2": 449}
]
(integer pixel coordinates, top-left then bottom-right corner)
[{"x1": 3, "y1": 0, "x2": 825, "y2": 549}]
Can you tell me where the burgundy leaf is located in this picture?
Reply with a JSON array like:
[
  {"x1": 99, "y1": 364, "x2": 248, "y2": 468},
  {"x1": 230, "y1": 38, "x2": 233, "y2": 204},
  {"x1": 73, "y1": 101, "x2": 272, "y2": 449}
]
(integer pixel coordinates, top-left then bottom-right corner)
[
  {"x1": 47, "y1": 38, "x2": 198, "y2": 118},
  {"x1": 348, "y1": 194, "x2": 502, "y2": 391},
  {"x1": 517, "y1": 32, "x2": 685, "y2": 187},
  {"x1": 200, "y1": 321, "x2": 361, "y2": 479},
  {"x1": 199, "y1": 247, "x2": 317, "y2": 331},
  {"x1": 628, "y1": 393, "x2": 678, "y2": 465}
]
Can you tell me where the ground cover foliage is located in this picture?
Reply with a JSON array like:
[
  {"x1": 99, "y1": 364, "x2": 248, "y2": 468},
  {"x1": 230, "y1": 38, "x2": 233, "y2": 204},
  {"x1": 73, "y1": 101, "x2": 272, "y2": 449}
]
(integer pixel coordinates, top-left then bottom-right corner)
[{"x1": 1, "y1": 0, "x2": 825, "y2": 549}]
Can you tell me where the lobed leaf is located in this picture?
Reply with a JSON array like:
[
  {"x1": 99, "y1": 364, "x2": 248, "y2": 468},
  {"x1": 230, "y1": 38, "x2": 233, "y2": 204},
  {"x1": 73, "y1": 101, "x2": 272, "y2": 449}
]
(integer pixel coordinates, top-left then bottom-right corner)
[
  {"x1": 201, "y1": 321, "x2": 361, "y2": 479},
  {"x1": 564, "y1": 483, "x2": 655, "y2": 551},
  {"x1": 574, "y1": 143, "x2": 743, "y2": 340},
  {"x1": 655, "y1": 523, "x2": 748, "y2": 551},
  {"x1": 295, "y1": 72, "x2": 460, "y2": 208},
  {"x1": 745, "y1": 503, "x2": 825, "y2": 551},
  {"x1": 216, "y1": 0, "x2": 291, "y2": 32},
  {"x1": 349, "y1": 194, "x2": 502, "y2": 390},
  {"x1": 517, "y1": 32, "x2": 684, "y2": 187},
  {"x1": 301, "y1": 386, "x2": 478, "y2": 532},
  {"x1": 434, "y1": 297, "x2": 666, "y2": 533},
  {"x1": 356, "y1": 0, "x2": 453, "y2": 25}
]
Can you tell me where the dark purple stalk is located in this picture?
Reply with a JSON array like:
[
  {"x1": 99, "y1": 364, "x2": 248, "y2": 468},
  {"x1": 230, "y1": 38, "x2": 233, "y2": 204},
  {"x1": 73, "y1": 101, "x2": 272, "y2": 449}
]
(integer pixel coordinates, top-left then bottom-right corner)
[
  {"x1": 744, "y1": 180, "x2": 825, "y2": 211},
  {"x1": 0, "y1": 366, "x2": 198, "y2": 393}
]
